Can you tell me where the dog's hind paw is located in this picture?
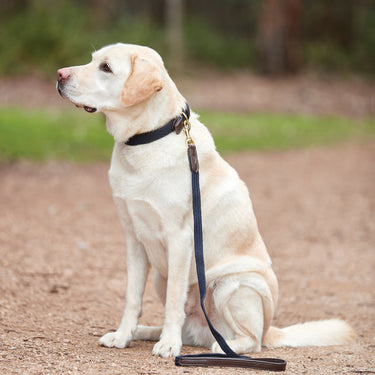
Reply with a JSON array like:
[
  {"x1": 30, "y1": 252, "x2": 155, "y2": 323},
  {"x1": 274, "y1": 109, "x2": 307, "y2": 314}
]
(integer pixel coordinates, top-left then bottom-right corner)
[{"x1": 99, "y1": 331, "x2": 131, "y2": 349}]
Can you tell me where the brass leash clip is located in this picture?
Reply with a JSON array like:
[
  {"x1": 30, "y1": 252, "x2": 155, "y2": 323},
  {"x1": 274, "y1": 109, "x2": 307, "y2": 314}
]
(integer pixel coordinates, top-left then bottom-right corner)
[{"x1": 182, "y1": 112, "x2": 194, "y2": 148}]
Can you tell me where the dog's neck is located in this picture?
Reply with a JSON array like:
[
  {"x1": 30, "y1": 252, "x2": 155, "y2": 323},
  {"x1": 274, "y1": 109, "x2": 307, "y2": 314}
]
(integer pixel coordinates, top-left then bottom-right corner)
[{"x1": 103, "y1": 77, "x2": 186, "y2": 144}]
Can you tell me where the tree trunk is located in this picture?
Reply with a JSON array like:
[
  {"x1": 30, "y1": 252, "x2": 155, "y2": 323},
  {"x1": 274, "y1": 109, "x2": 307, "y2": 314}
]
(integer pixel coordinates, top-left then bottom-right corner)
[
  {"x1": 165, "y1": 0, "x2": 184, "y2": 70},
  {"x1": 257, "y1": 0, "x2": 301, "y2": 75}
]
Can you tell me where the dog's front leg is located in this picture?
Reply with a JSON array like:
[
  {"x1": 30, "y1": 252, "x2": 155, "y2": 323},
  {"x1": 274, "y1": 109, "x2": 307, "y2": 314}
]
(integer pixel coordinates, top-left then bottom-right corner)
[
  {"x1": 152, "y1": 235, "x2": 192, "y2": 358},
  {"x1": 100, "y1": 235, "x2": 150, "y2": 348}
]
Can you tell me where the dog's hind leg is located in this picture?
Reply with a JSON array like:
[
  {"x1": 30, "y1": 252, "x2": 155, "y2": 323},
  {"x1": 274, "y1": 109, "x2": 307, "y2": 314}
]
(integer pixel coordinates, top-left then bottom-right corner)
[
  {"x1": 210, "y1": 274, "x2": 273, "y2": 354},
  {"x1": 133, "y1": 326, "x2": 162, "y2": 341},
  {"x1": 211, "y1": 284, "x2": 263, "y2": 353}
]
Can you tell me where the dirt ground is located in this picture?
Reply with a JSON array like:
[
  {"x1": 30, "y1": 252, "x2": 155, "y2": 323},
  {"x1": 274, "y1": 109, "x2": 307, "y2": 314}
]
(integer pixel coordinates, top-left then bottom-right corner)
[
  {"x1": 0, "y1": 74, "x2": 374, "y2": 374},
  {"x1": 0, "y1": 72, "x2": 374, "y2": 117}
]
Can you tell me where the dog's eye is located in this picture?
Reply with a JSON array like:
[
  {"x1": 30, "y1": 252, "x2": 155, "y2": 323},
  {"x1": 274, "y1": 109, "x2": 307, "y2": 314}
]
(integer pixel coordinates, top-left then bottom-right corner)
[{"x1": 99, "y1": 62, "x2": 112, "y2": 73}]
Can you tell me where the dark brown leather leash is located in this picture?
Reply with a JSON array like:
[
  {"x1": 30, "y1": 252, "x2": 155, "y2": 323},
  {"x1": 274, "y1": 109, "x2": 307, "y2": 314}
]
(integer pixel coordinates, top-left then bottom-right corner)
[
  {"x1": 126, "y1": 104, "x2": 287, "y2": 372},
  {"x1": 176, "y1": 354, "x2": 286, "y2": 370}
]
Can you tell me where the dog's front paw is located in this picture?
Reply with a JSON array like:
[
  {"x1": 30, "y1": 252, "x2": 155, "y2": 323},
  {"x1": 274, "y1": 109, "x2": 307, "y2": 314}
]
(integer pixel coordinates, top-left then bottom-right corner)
[
  {"x1": 99, "y1": 331, "x2": 131, "y2": 349},
  {"x1": 152, "y1": 337, "x2": 182, "y2": 358}
]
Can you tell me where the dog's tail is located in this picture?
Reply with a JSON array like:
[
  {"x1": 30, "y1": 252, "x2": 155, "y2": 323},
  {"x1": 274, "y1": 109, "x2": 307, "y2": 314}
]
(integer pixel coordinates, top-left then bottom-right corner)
[{"x1": 263, "y1": 319, "x2": 355, "y2": 348}]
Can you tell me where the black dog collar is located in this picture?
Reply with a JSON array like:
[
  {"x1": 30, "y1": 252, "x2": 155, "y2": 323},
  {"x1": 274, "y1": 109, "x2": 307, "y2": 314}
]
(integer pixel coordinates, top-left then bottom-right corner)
[{"x1": 125, "y1": 104, "x2": 190, "y2": 146}]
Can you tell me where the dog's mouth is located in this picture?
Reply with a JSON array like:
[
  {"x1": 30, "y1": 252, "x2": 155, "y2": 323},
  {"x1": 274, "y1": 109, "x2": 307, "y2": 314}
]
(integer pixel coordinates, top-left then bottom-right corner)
[
  {"x1": 57, "y1": 82, "x2": 97, "y2": 113},
  {"x1": 75, "y1": 104, "x2": 97, "y2": 113}
]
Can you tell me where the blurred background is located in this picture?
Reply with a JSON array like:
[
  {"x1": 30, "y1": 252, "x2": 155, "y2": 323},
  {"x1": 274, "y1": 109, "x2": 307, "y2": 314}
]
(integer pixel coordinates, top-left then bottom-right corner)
[
  {"x1": 1, "y1": 0, "x2": 375, "y2": 76},
  {"x1": 1, "y1": 3, "x2": 374, "y2": 374},
  {"x1": 0, "y1": 0, "x2": 374, "y2": 161}
]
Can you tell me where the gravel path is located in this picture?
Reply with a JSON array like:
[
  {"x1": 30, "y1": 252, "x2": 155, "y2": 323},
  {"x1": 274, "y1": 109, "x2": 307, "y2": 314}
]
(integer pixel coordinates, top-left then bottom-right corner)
[{"x1": 0, "y1": 142, "x2": 374, "y2": 374}]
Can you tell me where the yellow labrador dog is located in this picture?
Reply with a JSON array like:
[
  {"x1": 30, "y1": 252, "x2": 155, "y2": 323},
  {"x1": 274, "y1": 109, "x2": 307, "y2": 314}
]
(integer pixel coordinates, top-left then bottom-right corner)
[{"x1": 57, "y1": 43, "x2": 354, "y2": 358}]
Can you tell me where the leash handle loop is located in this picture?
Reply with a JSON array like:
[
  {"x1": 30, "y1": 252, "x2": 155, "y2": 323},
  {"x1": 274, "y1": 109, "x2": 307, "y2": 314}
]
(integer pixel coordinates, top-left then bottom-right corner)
[{"x1": 175, "y1": 354, "x2": 287, "y2": 371}]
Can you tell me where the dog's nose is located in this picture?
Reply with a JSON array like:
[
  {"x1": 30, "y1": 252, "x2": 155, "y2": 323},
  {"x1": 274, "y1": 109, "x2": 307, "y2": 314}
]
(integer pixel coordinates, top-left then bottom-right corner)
[
  {"x1": 57, "y1": 68, "x2": 72, "y2": 97},
  {"x1": 57, "y1": 68, "x2": 71, "y2": 82}
]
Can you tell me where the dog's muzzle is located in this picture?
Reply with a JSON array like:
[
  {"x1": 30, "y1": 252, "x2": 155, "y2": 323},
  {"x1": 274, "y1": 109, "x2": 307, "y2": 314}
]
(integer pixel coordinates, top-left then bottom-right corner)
[
  {"x1": 56, "y1": 76, "x2": 97, "y2": 113},
  {"x1": 56, "y1": 79, "x2": 66, "y2": 98}
]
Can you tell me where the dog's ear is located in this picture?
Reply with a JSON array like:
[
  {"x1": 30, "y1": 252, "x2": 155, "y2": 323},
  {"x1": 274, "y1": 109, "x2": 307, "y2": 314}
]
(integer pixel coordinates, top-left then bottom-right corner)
[{"x1": 121, "y1": 55, "x2": 163, "y2": 107}]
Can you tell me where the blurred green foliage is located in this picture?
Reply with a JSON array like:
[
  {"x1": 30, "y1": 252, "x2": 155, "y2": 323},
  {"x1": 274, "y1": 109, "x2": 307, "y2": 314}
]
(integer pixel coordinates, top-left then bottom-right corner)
[
  {"x1": 0, "y1": 108, "x2": 373, "y2": 162},
  {"x1": 302, "y1": 0, "x2": 375, "y2": 74},
  {"x1": 0, "y1": 1, "x2": 165, "y2": 76},
  {"x1": 0, "y1": 0, "x2": 374, "y2": 76},
  {"x1": 185, "y1": 18, "x2": 254, "y2": 68}
]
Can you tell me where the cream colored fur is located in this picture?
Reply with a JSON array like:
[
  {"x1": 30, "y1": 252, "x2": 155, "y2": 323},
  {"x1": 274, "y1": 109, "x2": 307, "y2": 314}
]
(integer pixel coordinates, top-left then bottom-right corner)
[{"x1": 57, "y1": 43, "x2": 355, "y2": 358}]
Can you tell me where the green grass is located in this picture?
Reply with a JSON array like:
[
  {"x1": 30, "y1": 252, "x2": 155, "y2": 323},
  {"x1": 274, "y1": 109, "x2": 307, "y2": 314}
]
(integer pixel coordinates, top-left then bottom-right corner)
[
  {"x1": 199, "y1": 111, "x2": 375, "y2": 152},
  {"x1": 0, "y1": 109, "x2": 113, "y2": 162},
  {"x1": 0, "y1": 108, "x2": 373, "y2": 162}
]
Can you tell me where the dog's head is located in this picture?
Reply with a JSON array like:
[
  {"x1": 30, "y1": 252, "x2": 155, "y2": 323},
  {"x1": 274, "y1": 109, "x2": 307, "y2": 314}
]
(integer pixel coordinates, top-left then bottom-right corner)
[{"x1": 57, "y1": 43, "x2": 164, "y2": 114}]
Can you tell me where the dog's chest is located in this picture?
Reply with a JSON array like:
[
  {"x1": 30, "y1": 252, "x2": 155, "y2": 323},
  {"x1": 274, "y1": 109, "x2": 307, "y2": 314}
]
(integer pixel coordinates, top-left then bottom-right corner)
[
  {"x1": 115, "y1": 194, "x2": 168, "y2": 273},
  {"x1": 109, "y1": 161, "x2": 189, "y2": 277}
]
